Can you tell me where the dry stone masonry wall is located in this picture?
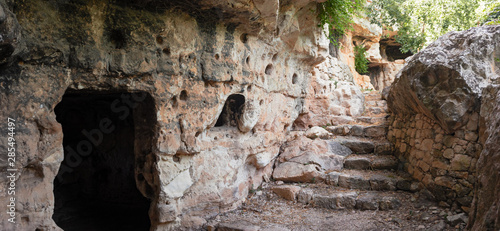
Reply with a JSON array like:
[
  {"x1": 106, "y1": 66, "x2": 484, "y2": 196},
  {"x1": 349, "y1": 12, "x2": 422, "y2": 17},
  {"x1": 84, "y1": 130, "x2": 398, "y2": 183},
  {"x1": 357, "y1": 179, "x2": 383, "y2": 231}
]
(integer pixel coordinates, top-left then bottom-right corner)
[{"x1": 388, "y1": 112, "x2": 480, "y2": 210}]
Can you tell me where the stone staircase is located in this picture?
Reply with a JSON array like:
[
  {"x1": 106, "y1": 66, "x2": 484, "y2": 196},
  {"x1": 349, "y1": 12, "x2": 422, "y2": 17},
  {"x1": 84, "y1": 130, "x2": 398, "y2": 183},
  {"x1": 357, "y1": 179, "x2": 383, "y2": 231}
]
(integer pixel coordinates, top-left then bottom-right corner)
[
  {"x1": 206, "y1": 91, "x2": 461, "y2": 231},
  {"x1": 271, "y1": 91, "x2": 419, "y2": 211}
]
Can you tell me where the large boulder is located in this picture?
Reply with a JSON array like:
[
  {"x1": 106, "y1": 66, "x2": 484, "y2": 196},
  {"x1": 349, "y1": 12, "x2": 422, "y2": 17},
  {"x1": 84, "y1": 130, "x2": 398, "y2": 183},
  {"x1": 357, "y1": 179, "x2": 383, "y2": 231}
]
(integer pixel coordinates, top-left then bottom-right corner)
[{"x1": 388, "y1": 26, "x2": 500, "y2": 132}]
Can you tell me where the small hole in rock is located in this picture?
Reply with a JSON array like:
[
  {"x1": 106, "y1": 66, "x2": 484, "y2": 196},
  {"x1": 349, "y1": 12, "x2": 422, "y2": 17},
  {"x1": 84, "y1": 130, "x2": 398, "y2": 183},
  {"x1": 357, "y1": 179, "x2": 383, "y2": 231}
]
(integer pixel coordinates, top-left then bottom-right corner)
[
  {"x1": 292, "y1": 74, "x2": 298, "y2": 84},
  {"x1": 173, "y1": 155, "x2": 180, "y2": 163},
  {"x1": 215, "y1": 54, "x2": 220, "y2": 60},
  {"x1": 247, "y1": 85, "x2": 252, "y2": 91},
  {"x1": 265, "y1": 64, "x2": 273, "y2": 75},
  {"x1": 163, "y1": 47, "x2": 171, "y2": 55},
  {"x1": 195, "y1": 131, "x2": 201, "y2": 137},
  {"x1": 272, "y1": 54, "x2": 278, "y2": 62},
  {"x1": 172, "y1": 96, "x2": 178, "y2": 108},
  {"x1": 156, "y1": 36, "x2": 164, "y2": 44},
  {"x1": 246, "y1": 56, "x2": 250, "y2": 65},
  {"x1": 180, "y1": 90, "x2": 188, "y2": 101},
  {"x1": 110, "y1": 29, "x2": 127, "y2": 49},
  {"x1": 240, "y1": 33, "x2": 248, "y2": 43},
  {"x1": 259, "y1": 100, "x2": 264, "y2": 105}
]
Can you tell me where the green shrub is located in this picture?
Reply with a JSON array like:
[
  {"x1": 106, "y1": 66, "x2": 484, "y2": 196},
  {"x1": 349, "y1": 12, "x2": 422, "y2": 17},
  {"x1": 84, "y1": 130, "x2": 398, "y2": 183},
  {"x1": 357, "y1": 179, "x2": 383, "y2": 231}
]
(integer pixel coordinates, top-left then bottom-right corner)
[
  {"x1": 354, "y1": 45, "x2": 369, "y2": 74},
  {"x1": 317, "y1": 0, "x2": 366, "y2": 45}
]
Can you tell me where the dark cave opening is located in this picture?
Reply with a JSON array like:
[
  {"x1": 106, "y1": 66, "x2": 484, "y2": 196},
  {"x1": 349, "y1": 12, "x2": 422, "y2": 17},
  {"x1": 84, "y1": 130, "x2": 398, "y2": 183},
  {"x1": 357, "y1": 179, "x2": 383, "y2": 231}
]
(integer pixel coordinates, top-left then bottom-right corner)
[
  {"x1": 380, "y1": 41, "x2": 413, "y2": 61},
  {"x1": 215, "y1": 94, "x2": 245, "y2": 127},
  {"x1": 384, "y1": 45, "x2": 412, "y2": 60},
  {"x1": 52, "y1": 91, "x2": 154, "y2": 231}
]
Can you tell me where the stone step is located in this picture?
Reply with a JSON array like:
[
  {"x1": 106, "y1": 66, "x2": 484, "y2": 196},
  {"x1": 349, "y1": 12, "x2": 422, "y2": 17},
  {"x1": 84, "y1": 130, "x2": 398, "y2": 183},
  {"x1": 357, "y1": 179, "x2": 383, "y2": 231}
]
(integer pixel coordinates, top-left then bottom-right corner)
[
  {"x1": 326, "y1": 124, "x2": 387, "y2": 138},
  {"x1": 364, "y1": 92, "x2": 383, "y2": 101},
  {"x1": 365, "y1": 106, "x2": 388, "y2": 115},
  {"x1": 354, "y1": 116, "x2": 389, "y2": 125},
  {"x1": 331, "y1": 136, "x2": 375, "y2": 154},
  {"x1": 365, "y1": 100, "x2": 387, "y2": 108},
  {"x1": 331, "y1": 136, "x2": 393, "y2": 155},
  {"x1": 325, "y1": 169, "x2": 418, "y2": 192},
  {"x1": 297, "y1": 186, "x2": 402, "y2": 211},
  {"x1": 344, "y1": 154, "x2": 399, "y2": 170}
]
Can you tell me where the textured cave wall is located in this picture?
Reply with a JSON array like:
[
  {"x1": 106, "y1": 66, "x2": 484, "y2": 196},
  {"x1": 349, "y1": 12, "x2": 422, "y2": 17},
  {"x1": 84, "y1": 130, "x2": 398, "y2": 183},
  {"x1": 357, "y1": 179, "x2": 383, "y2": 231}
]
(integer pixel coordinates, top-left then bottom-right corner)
[{"x1": 0, "y1": 0, "x2": 328, "y2": 230}]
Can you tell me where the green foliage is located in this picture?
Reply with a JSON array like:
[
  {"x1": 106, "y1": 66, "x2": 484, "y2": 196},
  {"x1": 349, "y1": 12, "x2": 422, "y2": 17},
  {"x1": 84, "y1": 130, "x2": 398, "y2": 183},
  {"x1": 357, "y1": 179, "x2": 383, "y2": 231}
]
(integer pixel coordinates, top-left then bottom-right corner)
[
  {"x1": 482, "y1": 2, "x2": 500, "y2": 25},
  {"x1": 317, "y1": 0, "x2": 367, "y2": 44},
  {"x1": 367, "y1": 0, "x2": 495, "y2": 53},
  {"x1": 354, "y1": 45, "x2": 369, "y2": 74}
]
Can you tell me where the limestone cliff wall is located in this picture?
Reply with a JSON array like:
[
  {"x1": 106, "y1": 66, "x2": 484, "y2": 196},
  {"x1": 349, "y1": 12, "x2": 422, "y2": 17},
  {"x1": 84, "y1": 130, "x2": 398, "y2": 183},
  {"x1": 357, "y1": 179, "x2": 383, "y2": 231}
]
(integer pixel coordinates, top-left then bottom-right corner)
[{"x1": 0, "y1": 0, "x2": 328, "y2": 230}]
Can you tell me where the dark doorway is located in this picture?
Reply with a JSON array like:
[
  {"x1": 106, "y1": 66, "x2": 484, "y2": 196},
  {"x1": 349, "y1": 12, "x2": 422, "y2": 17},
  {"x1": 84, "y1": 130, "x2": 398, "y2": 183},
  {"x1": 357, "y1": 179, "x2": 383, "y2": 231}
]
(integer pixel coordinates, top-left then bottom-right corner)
[{"x1": 52, "y1": 91, "x2": 153, "y2": 231}]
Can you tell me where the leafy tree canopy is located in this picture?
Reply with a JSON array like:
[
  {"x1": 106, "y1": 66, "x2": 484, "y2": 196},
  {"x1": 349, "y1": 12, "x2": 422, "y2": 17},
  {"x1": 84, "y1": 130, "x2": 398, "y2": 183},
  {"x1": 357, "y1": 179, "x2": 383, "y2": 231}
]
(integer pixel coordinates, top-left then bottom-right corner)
[
  {"x1": 367, "y1": 0, "x2": 498, "y2": 53},
  {"x1": 482, "y1": 2, "x2": 500, "y2": 25}
]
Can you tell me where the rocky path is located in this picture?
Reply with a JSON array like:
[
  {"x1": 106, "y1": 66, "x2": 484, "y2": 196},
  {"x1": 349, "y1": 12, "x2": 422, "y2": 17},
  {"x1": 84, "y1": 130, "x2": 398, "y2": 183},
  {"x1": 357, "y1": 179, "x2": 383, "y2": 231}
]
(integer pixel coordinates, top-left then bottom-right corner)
[{"x1": 204, "y1": 92, "x2": 468, "y2": 231}]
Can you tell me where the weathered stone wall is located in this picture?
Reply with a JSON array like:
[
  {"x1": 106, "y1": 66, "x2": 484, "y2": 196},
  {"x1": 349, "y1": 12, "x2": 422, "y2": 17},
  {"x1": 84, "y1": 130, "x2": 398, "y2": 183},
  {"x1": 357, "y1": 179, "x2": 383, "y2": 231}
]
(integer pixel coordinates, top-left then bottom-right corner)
[
  {"x1": 293, "y1": 56, "x2": 365, "y2": 129},
  {"x1": 0, "y1": 0, "x2": 328, "y2": 230},
  {"x1": 388, "y1": 113, "x2": 480, "y2": 210}
]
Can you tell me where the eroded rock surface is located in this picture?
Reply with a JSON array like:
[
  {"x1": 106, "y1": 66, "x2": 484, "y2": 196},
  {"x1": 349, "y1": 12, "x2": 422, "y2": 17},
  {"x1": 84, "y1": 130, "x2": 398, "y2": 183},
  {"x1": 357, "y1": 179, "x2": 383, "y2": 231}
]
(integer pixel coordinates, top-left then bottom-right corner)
[{"x1": 0, "y1": 0, "x2": 328, "y2": 230}]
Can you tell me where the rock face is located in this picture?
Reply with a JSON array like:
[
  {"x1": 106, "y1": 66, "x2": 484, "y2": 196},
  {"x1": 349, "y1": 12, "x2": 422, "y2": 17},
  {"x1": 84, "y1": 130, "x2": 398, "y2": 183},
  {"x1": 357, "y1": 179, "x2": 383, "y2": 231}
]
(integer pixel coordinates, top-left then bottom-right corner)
[
  {"x1": 293, "y1": 57, "x2": 365, "y2": 129},
  {"x1": 387, "y1": 25, "x2": 500, "y2": 221},
  {"x1": 0, "y1": 2, "x2": 21, "y2": 65},
  {"x1": 468, "y1": 85, "x2": 500, "y2": 230},
  {"x1": 334, "y1": 16, "x2": 408, "y2": 91},
  {"x1": 0, "y1": 0, "x2": 328, "y2": 230},
  {"x1": 292, "y1": 14, "x2": 409, "y2": 130}
]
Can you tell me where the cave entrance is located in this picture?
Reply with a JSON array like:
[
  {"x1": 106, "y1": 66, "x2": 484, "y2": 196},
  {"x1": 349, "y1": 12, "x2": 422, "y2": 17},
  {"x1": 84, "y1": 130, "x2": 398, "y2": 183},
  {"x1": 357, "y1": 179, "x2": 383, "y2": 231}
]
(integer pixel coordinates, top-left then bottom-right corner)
[
  {"x1": 52, "y1": 91, "x2": 155, "y2": 231},
  {"x1": 379, "y1": 38, "x2": 413, "y2": 61},
  {"x1": 215, "y1": 94, "x2": 245, "y2": 127}
]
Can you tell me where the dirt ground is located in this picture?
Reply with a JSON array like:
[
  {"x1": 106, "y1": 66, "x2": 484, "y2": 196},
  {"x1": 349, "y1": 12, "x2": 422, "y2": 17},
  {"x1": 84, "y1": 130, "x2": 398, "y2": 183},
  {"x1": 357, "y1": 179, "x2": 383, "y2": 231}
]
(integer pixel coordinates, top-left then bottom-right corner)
[{"x1": 204, "y1": 182, "x2": 467, "y2": 231}]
